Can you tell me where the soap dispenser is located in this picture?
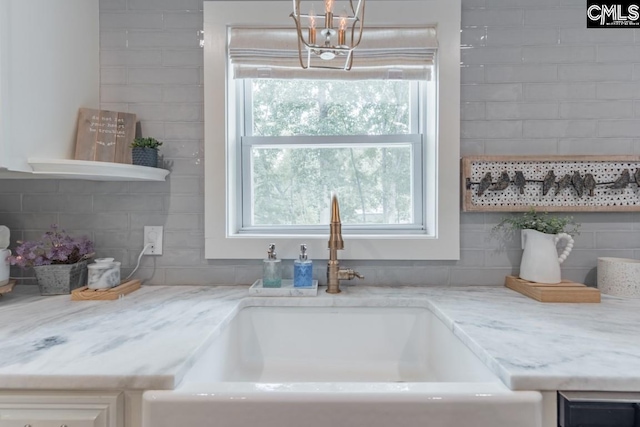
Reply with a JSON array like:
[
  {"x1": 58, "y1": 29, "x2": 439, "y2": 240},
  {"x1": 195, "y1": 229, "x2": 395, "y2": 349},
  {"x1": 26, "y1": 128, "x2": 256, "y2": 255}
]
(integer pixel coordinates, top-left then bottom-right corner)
[
  {"x1": 293, "y1": 244, "x2": 313, "y2": 288},
  {"x1": 263, "y1": 243, "x2": 282, "y2": 288}
]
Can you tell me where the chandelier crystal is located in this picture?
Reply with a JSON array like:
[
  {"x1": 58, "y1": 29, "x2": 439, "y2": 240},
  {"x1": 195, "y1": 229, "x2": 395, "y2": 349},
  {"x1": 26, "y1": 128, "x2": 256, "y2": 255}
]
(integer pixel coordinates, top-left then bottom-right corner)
[{"x1": 290, "y1": 0, "x2": 365, "y2": 70}]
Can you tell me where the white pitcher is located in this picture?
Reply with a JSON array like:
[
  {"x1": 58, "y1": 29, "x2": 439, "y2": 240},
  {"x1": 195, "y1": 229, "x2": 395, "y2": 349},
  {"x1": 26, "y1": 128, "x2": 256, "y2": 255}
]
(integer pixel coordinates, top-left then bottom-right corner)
[{"x1": 519, "y1": 229, "x2": 573, "y2": 284}]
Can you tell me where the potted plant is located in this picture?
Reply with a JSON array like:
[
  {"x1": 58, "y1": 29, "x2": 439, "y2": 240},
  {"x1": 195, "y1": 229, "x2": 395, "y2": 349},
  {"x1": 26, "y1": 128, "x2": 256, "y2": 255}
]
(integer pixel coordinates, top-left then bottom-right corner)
[
  {"x1": 494, "y1": 208, "x2": 580, "y2": 284},
  {"x1": 131, "y1": 137, "x2": 163, "y2": 168},
  {"x1": 9, "y1": 225, "x2": 94, "y2": 295},
  {"x1": 494, "y1": 208, "x2": 580, "y2": 237}
]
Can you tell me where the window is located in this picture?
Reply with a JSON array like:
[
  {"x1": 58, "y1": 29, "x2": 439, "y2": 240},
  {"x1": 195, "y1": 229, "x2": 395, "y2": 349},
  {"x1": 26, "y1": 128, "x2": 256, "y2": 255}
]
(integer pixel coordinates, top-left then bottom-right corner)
[
  {"x1": 204, "y1": 0, "x2": 461, "y2": 260},
  {"x1": 240, "y1": 79, "x2": 424, "y2": 232}
]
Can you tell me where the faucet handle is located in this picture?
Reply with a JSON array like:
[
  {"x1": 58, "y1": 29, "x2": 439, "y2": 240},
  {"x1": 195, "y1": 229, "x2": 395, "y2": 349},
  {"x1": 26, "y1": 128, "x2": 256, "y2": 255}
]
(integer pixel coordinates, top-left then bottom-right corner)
[{"x1": 339, "y1": 269, "x2": 364, "y2": 281}]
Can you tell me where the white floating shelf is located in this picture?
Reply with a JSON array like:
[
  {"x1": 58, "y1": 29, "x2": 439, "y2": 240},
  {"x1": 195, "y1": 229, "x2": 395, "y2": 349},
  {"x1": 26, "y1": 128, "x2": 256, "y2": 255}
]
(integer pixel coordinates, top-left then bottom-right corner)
[{"x1": 27, "y1": 158, "x2": 170, "y2": 182}]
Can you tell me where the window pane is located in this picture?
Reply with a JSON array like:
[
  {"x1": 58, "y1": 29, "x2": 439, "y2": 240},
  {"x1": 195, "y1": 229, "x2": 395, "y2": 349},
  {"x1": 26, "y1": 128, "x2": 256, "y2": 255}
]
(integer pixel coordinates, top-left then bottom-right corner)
[
  {"x1": 250, "y1": 145, "x2": 413, "y2": 226},
  {"x1": 251, "y1": 80, "x2": 412, "y2": 137}
]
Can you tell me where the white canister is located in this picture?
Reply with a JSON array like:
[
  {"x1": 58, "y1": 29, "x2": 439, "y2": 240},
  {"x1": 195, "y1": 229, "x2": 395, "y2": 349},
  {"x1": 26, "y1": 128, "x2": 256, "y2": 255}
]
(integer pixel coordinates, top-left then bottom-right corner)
[
  {"x1": 0, "y1": 249, "x2": 10, "y2": 286},
  {"x1": 87, "y1": 258, "x2": 121, "y2": 289},
  {"x1": 597, "y1": 257, "x2": 640, "y2": 298}
]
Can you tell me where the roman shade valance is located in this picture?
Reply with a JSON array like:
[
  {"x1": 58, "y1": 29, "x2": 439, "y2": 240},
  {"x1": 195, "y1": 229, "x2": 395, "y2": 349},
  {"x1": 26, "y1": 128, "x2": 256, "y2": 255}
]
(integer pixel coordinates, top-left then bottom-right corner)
[{"x1": 228, "y1": 27, "x2": 438, "y2": 80}]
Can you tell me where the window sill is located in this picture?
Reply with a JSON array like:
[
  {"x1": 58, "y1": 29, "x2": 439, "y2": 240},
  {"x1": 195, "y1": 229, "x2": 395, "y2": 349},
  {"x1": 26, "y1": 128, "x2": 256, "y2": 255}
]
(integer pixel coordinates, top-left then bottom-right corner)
[{"x1": 205, "y1": 233, "x2": 459, "y2": 260}]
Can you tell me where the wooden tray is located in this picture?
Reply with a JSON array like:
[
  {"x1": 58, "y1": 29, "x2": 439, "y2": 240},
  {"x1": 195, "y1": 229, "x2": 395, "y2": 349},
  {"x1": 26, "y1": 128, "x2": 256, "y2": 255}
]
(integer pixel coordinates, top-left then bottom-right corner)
[
  {"x1": 71, "y1": 279, "x2": 141, "y2": 301},
  {"x1": 0, "y1": 280, "x2": 16, "y2": 297},
  {"x1": 505, "y1": 275, "x2": 600, "y2": 303}
]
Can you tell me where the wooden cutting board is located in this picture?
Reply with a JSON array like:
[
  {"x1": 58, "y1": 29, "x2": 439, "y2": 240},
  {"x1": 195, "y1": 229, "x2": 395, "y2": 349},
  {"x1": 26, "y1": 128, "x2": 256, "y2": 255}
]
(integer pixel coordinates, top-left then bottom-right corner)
[
  {"x1": 505, "y1": 275, "x2": 600, "y2": 303},
  {"x1": 0, "y1": 280, "x2": 16, "y2": 297},
  {"x1": 71, "y1": 279, "x2": 141, "y2": 301}
]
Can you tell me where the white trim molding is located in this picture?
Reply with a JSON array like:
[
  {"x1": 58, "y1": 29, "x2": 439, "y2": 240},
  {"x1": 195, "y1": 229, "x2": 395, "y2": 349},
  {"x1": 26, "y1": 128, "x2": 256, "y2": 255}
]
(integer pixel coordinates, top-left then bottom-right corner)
[{"x1": 204, "y1": 0, "x2": 461, "y2": 260}]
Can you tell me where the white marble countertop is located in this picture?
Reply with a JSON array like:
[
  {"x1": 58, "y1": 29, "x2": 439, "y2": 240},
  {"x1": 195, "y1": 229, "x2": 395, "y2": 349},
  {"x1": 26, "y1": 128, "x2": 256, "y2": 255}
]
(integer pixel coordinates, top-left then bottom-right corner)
[{"x1": 0, "y1": 284, "x2": 639, "y2": 392}]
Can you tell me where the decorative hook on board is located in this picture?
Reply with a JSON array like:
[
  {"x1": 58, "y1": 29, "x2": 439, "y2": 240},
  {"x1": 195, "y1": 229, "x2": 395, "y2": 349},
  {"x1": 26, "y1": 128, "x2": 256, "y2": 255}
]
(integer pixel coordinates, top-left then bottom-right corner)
[{"x1": 462, "y1": 156, "x2": 640, "y2": 212}]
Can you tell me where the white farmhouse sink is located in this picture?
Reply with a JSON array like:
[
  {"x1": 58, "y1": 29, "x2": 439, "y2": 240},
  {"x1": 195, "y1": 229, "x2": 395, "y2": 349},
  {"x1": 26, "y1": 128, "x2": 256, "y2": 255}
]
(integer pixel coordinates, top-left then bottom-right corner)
[
  {"x1": 143, "y1": 306, "x2": 542, "y2": 427},
  {"x1": 180, "y1": 306, "x2": 500, "y2": 383}
]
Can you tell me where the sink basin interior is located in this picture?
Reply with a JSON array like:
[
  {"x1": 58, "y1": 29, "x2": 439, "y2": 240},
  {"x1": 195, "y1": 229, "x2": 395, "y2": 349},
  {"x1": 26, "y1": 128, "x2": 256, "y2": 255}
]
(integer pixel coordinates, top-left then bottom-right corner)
[
  {"x1": 145, "y1": 306, "x2": 542, "y2": 427},
  {"x1": 181, "y1": 306, "x2": 499, "y2": 384}
]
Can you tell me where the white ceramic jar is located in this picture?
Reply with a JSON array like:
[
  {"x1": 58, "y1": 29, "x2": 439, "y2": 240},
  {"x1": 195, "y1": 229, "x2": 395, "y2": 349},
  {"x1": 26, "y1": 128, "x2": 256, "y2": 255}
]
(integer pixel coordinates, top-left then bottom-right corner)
[
  {"x1": 597, "y1": 257, "x2": 640, "y2": 298},
  {"x1": 0, "y1": 249, "x2": 10, "y2": 286},
  {"x1": 87, "y1": 258, "x2": 121, "y2": 289}
]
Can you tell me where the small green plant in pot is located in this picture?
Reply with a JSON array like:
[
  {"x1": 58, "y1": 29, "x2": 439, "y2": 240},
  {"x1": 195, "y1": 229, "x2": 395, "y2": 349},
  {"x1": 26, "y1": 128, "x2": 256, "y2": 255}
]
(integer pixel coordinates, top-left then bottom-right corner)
[
  {"x1": 494, "y1": 208, "x2": 580, "y2": 284},
  {"x1": 131, "y1": 137, "x2": 163, "y2": 168},
  {"x1": 493, "y1": 208, "x2": 580, "y2": 237}
]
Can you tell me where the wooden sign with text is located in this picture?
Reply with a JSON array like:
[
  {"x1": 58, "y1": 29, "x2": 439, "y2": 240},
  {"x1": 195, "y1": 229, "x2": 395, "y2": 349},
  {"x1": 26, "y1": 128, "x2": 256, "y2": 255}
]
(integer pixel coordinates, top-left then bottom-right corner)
[{"x1": 74, "y1": 108, "x2": 137, "y2": 164}]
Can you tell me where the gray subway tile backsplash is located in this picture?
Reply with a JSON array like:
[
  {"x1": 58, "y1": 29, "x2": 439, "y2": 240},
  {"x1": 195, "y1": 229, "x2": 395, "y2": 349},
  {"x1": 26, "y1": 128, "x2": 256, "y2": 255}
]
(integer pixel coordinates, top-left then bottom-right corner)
[
  {"x1": 598, "y1": 120, "x2": 640, "y2": 137},
  {"x1": 596, "y1": 45, "x2": 640, "y2": 63},
  {"x1": 100, "y1": 67, "x2": 127, "y2": 84},
  {"x1": 0, "y1": 0, "x2": 637, "y2": 287},
  {"x1": 460, "y1": 65, "x2": 486, "y2": 84},
  {"x1": 461, "y1": 47, "x2": 524, "y2": 65},
  {"x1": 559, "y1": 101, "x2": 634, "y2": 119},
  {"x1": 558, "y1": 64, "x2": 634, "y2": 82},
  {"x1": 163, "y1": 12, "x2": 204, "y2": 30},
  {"x1": 523, "y1": 8, "x2": 586, "y2": 27},
  {"x1": 162, "y1": 85, "x2": 204, "y2": 103},
  {"x1": 58, "y1": 213, "x2": 129, "y2": 231},
  {"x1": 127, "y1": 67, "x2": 200, "y2": 85},
  {"x1": 100, "y1": 30, "x2": 128, "y2": 48},
  {"x1": 99, "y1": 11, "x2": 164, "y2": 29},
  {"x1": 127, "y1": 30, "x2": 201, "y2": 49},
  {"x1": 485, "y1": 65, "x2": 558, "y2": 83},
  {"x1": 162, "y1": 49, "x2": 205, "y2": 67},
  {"x1": 523, "y1": 83, "x2": 596, "y2": 101},
  {"x1": 485, "y1": 102, "x2": 558, "y2": 120},
  {"x1": 462, "y1": 83, "x2": 523, "y2": 101},
  {"x1": 0, "y1": 195, "x2": 21, "y2": 213},
  {"x1": 22, "y1": 195, "x2": 93, "y2": 214},
  {"x1": 596, "y1": 232, "x2": 640, "y2": 249},
  {"x1": 127, "y1": 0, "x2": 203, "y2": 11},
  {"x1": 559, "y1": 28, "x2": 635, "y2": 44},
  {"x1": 558, "y1": 138, "x2": 634, "y2": 155},
  {"x1": 98, "y1": 0, "x2": 125, "y2": 11},
  {"x1": 522, "y1": 119, "x2": 597, "y2": 138},
  {"x1": 461, "y1": 120, "x2": 523, "y2": 139},
  {"x1": 522, "y1": 46, "x2": 595, "y2": 64},
  {"x1": 486, "y1": 28, "x2": 558, "y2": 46},
  {"x1": 461, "y1": 102, "x2": 486, "y2": 121},
  {"x1": 101, "y1": 85, "x2": 164, "y2": 104},
  {"x1": 461, "y1": 9, "x2": 524, "y2": 27},
  {"x1": 101, "y1": 49, "x2": 163, "y2": 67},
  {"x1": 483, "y1": 138, "x2": 559, "y2": 155}
]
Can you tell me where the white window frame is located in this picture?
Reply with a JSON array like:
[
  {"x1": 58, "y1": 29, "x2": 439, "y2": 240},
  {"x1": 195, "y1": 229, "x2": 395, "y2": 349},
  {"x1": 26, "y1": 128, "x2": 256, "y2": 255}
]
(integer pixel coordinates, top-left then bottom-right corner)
[
  {"x1": 204, "y1": 0, "x2": 460, "y2": 260},
  {"x1": 239, "y1": 79, "x2": 425, "y2": 233}
]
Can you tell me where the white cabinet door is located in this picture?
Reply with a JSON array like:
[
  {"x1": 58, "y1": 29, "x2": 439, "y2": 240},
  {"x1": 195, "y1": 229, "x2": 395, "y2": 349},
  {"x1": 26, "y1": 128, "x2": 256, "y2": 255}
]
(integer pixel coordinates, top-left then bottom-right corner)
[
  {"x1": 0, "y1": 392, "x2": 122, "y2": 427},
  {"x1": 0, "y1": 0, "x2": 10, "y2": 167},
  {"x1": 0, "y1": 0, "x2": 99, "y2": 172},
  {"x1": 0, "y1": 407, "x2": 107, "y2": 427}
]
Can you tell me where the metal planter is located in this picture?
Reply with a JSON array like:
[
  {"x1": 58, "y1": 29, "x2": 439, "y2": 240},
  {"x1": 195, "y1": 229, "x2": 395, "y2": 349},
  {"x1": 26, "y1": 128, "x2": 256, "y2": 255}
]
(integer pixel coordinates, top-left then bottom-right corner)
[
  {"x1": 132, "y1": 147, "x2": 159, "y2": 168},
  {"x1": 33, "y1": 260, "x2": 88, "y2": 295}
]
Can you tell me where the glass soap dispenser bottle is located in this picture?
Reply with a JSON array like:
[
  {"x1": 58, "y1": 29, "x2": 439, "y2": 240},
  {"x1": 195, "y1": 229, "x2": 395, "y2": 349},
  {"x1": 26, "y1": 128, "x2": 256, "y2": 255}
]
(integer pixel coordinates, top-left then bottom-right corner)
[
  {"x1": 263, "y1": 243, "x2": 282, "y2": 288},
  {"x1": 293, "y1": 244, "x2": 313, "y2": 288}
]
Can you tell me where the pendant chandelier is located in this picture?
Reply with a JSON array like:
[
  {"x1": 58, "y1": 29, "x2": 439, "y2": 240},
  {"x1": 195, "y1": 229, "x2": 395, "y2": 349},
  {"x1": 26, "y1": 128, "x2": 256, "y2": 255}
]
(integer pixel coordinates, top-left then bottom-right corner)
[{"x1": 290, "y1": 0, "x2": 365, "y2": 71}]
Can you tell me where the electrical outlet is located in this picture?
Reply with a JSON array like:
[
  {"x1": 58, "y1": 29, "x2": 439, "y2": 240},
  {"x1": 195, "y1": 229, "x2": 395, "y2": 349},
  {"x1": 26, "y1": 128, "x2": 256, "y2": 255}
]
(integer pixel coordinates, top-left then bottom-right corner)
[{"x1": 144, "y1": 226, "x2": 163, "y2": 255}]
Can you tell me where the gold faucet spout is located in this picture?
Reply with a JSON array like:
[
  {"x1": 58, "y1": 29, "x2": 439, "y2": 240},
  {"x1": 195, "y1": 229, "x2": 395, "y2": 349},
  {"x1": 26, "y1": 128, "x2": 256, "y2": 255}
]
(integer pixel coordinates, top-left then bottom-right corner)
[
  {"x1": 326, "y1": 195, "x2": 363, "y2": 294},
  {"x1": 328, "y1": 195, "x2": 344, "y2": 252}
]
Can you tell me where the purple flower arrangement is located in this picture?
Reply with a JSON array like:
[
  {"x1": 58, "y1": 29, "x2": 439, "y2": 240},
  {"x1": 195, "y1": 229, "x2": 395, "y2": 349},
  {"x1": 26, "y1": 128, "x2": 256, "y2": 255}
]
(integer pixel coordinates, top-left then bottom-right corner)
[{"x1": 9, "y1": 225, "x2": 94, "y2": 269}]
